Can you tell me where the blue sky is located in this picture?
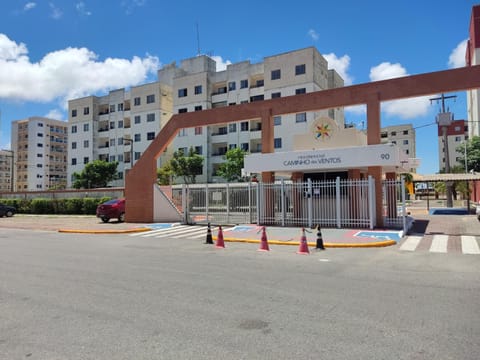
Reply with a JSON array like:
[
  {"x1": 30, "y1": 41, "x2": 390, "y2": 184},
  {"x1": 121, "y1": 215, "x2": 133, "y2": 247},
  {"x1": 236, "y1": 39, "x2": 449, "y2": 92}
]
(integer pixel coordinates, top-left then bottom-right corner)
[{"x1": 0, "y1": 0, "x2": 477, "y2": 174}]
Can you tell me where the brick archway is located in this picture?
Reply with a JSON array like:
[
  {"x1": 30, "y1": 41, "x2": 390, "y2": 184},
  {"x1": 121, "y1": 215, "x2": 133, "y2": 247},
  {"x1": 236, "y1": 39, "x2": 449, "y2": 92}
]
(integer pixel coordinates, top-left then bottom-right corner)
[{"x1": 125, "y1": 65, "x2": 480, "y2": 224}]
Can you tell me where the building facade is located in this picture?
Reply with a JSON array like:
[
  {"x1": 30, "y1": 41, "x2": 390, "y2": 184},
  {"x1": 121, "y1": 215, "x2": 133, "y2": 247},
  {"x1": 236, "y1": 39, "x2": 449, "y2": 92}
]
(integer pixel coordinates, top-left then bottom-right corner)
[
  {"x1": 437, "y1": 119, "x2": 468, "y2": 171},
  {"x1": 466, "y1": 4, "x2": 480, "y2": 138},
  {"x1": 158, "y1": 47, "x2": 345, "y2": 183},
  {"x1": 11, "y1": 117, "x2": 68, "y2": 191},
  {"x1": 67, "y1": 82, "x2": 173, "y2": 187},
  {"x1": 0, "y1": 150, "x2": 14, "y2": 192},
  {"x1": 380, "y1": 124, "x2": 417, "y2": 172}
]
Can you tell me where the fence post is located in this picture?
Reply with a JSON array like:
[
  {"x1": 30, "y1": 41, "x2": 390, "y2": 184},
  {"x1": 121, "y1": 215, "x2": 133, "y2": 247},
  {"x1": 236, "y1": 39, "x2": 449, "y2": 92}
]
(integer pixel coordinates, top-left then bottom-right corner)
[
  {"x1": 256, "y1": 182, "x2": 261, "y2": 226},
  {"x1": 307, "y1": 178, "x2": 313, "y2": 229},
  {"x1": 368, "y1": 176, "x2": 375, "y2": 229},
  {"x1": 248, "y1": 182, "x2": 252, "y2": 224},
  {"x1": 205, "y1": 183, "x2": 209, "y2": 223},
  {"x1": 281, "y1": 179, "x2": 286, "y2": 227},
  {"x1": 226, "y1": 183, "x2": 230, "y2": 224},
  {"x1": 336, "y1": 177, "x2": 341, "y2": 228},
  {"x1": 182, "y1": 184, "x2": 188, "y2": 224},
  {"x1": 401, "y1": 176, "x2": 406, "y2": 236}
]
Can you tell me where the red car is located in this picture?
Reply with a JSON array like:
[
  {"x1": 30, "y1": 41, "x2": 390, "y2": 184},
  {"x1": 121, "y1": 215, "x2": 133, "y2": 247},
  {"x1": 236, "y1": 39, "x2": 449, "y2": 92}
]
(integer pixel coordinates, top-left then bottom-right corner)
[{"x1": 96, "y1": 199, "x2": 125, "y2": 223}]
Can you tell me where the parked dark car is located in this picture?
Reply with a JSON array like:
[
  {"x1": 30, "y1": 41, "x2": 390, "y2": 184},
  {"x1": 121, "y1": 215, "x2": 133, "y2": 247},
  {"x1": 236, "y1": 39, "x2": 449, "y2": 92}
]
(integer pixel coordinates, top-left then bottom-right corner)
[
  {"x1": 96, "y1": 199, "x2": 125, "y2": 223},
  {"x1": 0, "y1": 203, "x2": 16, "y2": 217}
]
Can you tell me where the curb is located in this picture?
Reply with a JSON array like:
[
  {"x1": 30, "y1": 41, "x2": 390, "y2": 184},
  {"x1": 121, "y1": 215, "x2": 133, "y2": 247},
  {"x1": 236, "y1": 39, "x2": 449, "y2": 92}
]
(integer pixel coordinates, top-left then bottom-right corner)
[
  {"x1": 215, "y1": 237, "x2": 397, "y2": 248},
  {"x1": 58, "y1": 227, "x2": 152, "y2": 234}
]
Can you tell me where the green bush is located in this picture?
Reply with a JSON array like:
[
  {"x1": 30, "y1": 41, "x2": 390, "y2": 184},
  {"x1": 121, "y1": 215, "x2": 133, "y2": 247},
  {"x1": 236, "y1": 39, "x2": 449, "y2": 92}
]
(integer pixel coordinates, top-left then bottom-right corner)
[
  {"x1": 31, "y1": 198, "x2": 55, "y2": 214},
  {"x1": 0, "y1": 197, "x2": 115, "y2": 215}
]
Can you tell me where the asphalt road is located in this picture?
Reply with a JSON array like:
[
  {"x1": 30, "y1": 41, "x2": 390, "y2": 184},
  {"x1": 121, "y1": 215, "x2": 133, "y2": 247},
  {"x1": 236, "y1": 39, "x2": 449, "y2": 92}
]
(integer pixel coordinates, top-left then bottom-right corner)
[{"x1": 1, "y1": 228, "x2": 479, "y2": 360}]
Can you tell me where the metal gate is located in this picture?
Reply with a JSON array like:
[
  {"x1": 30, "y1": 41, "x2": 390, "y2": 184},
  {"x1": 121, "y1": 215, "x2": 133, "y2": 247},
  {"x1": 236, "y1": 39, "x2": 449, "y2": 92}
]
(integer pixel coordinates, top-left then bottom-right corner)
[{"x1": 169, "y1": 177, "x2": 405, "y2": 230}]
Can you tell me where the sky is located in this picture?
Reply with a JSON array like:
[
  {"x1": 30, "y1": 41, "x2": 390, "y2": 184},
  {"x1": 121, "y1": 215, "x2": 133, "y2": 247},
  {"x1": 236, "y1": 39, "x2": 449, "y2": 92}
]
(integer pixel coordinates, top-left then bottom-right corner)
[{"x1": 0, "y1": 0, "x2": 477, "y2": 174}]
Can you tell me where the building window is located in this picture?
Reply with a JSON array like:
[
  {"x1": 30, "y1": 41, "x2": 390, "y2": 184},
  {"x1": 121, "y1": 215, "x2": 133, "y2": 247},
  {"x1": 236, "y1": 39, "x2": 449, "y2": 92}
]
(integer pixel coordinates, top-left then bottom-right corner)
[
  {"x1": 134, "y1": 115, "x2": 141, "y2": 124},
  {"x1": 271, "y1": 92, "x2": 281, "y2": 99},
  {"x1": 194, "y1": 85, "x2": 202, "y2": 95},
  {"x1": 229, "y1": 123, "x2": 237, "y2": 132},
  {"x1": 178, "y1": 108, "x2": 188, "y2": 113},
  {"x1": 71, "y1": 109, "x2": 77, "y2": 117},
  {"x1": 241, "y1": 143, "x2": 249, "y2": 151},
  {"x1": 118, "y1": 120, "x2": 123, "y2": 128},
  {"x1": 178, "y1": 129, "x2": 187, "y2": 137},
  {"x1": 455, "y1": 136, "x2": 461, "y2": 142},
  {"x1": 274, "y1": 138, "x2": 282, "y2": 149},
  {"x1": 146, "y1": 94, "x2": 155, "y2": 104},
  {"x1": 194, "y1": 105, "x2": 202, "y2": 111},
  {"x1": 403, "y1": 140, "x2": 409, "y2": 145},
  {"x1": 295, "y1": 88, "x2": 306, "y2": 95},
  {"x1": 229, "y1": 144, "x2": 237, "y2": 150},
  {"x1": 83, "y1": 107, "x2": 89, "y2": 115},
  {"x1": 37, "y1": 143, "x2": 43, "y2": 147},
  {"x1": 295, "y1": 64, "x2": 306, "y2": 75},
  {"x1": 118, "y1": 103, "x2": 123, "y2": 111},
  {"x1": 403, "y1": 130, "x2": 409, "y2": 135},
  {"x1": 228, "y1": 81, "x2": 236, "y2": 91},
  {"x1": 110, "y1": 138, "x2": 115, "y2": 146},
  {"x1": 271, "y1": 69, "x2": 281, "y2": 80},
  {"x1": 84, "y1": 140, "x2": 89, "y2": 148},
  {"x1": 274, "y1": 116, "x2": 281, "y2": 126},
  {"x1": 110, "y1": 105, "x2": 115, "y2": 113},
  {"x1": 83, "y1": 157, "x2": 89, "y2": 164},
  {"x1": 195, "y1": 127, "x2": 202, "y2": 135},
  {"x1": 118, "y1": 154, "x2": 124, "y2": 162},
  {"x1": 37, "y1": 153, "x2": 43, "y2": 158},
  {"x1": 134, "y1": 152, "x2": 141, "y2": 160},
  {"x1": 147, "y1": 132, "x2": 155, "y2": 140},
  {"x1": 109, "y1": 155, "x2": 116, "y2": 162},
  {"x1": 83, "y1": 123, "x2": 89, "y2": 131},
  {"x1": 134, "y1": 133, "x2": 141, "y2": 142},
  {"x1": 241, "y1": 122, "x2": 249, "y2": 131},
  {"x1": 240, "y1": 79, "x2": 248, "y2": 89},
  {"x1": 391, "y1": 131, "x2": 396, "y2": 136},
  {"x1": 147, "y1": 113, "x2": 155, "y2": 122},
  {"x1": 178, "y1": 88, "x2": 188, "y2": 97},
  {"x1": 110, "y1": 121, "x2": 115, "y2": 129},
  {"x1": 134, "y1": 97, "x2": 141, "y2": 106},
  {"x1": 71, "y1": 125, "x2": 77, "y2": 133},
  {"x1": 72, "y1": 142, "x2": 77, "y2": 149},
  {"x1": 195, "y1": 146, "x2": 203, "y2": 155},
  {"x1": 295, "y1": 113, "x2": 307, "y2": 123}
]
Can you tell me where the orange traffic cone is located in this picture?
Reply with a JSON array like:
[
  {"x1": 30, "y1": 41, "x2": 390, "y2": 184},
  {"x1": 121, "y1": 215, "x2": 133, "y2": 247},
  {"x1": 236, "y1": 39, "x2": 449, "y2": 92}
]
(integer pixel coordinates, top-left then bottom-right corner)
[
  {"x1": 297, "y1": 227, "x2": 310, "y2": 255},
  {"x1": 215, "y1": 225, "x2": 225, "y2": 248},
  {"x1": 258, "y1": 226, "x2": 270, "y2": 252}
]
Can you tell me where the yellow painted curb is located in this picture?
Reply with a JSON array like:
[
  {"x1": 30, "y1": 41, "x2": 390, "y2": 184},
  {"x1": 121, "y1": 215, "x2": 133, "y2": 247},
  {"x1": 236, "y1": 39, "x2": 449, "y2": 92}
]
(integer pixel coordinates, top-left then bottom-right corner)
[
  {"x1": 58, "y1": 227, "x2": 152, "y2": 234},
  {"x1": 213, "y1": 237, "x2": 397, "y2": 248}
]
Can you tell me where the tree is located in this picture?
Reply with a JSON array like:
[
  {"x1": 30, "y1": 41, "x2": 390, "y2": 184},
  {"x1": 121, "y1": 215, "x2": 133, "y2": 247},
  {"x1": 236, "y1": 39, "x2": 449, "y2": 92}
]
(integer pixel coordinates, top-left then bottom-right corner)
[
  {"x1": 457, "y1": 136, "x2": 480, "y2": 173},
  {"x1": 169, "y1": 147, "x2": 204, "y2": 184},
  {"x1": 216, "y1": 148, "x2": 247, "y2": 182},
  {"x1": 157, "y1": 162, "x2": 174, "y2": 185},
  {"x1": 72, "y1": 160, "x2": 119, "y2": 189}
]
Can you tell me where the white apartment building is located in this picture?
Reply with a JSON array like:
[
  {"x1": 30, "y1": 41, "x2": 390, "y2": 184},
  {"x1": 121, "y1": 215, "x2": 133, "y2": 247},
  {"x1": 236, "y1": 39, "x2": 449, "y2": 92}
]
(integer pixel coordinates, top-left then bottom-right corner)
[
  {"x1": 466, "y1": 5, "x2": 480, "y2": 138},
  {"x1": 437, "y1": 119, "x2": 468, "y2": 172},
  {"x1": 67, "y1": 82, "x2": 173, "y2": 187},
  {"x1": 380, "y1": 124, "x2": 417, "y2": 172},
  {"x1": 11, "y1": 117, "x2": 68, "y2": 191},
  {"x1": 0, "y1": 150, "x2": 14, "y2": 192},
  {"x1": 159, "y1": 47, "x2": 345, "y2": 183}
]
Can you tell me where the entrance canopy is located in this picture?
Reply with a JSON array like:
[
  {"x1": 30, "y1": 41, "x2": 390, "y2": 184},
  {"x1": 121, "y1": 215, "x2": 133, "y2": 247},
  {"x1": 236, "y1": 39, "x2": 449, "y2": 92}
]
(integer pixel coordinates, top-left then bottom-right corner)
[{"x1": 244, "y1": 143, "x2": 412, "y2": 174}]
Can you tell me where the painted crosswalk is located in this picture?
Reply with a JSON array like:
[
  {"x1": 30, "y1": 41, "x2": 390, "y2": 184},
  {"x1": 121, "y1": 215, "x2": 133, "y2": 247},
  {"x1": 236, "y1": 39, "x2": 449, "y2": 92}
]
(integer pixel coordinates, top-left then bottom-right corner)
[
  {"x1": 399, "y1": 235, "x2": 480, "y2": 255},
  {"x1": 130, "y1": 225, "x2": 229, "y2": 240}
]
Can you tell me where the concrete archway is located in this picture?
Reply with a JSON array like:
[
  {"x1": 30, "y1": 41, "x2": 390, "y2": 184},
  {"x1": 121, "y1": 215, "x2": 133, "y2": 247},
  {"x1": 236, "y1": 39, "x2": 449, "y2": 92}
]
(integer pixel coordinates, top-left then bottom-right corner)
[{"x1": 125, "y1": 65, "x2": 480, "y2": 224}]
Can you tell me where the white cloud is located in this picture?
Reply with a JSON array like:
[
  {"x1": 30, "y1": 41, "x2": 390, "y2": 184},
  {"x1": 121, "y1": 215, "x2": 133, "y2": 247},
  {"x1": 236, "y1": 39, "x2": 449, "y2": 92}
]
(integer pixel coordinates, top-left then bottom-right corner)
[
  {"x1": 323, "y1": 53, "x2": 353, "y2": 85},
  {"x1": 45, "y1": 109, "x2": 64, "y2": 120},
  {"x1": 49, "y1": 2, "x2": 63, "y2": 19},
  {"x1": 448, "y1": 39, "x2": 467, "y2": 68},
  {"x1": 24, "y1": 2, "x2": 36, "y2": 11},
  {"x1": 211, "y1": 55, "x2": 231, "y2": 71},
  {"x1": 0, "y1": 34, "x2": 160, "y2": 105},
  {"x1": 308, "y1": 29, "x2": 319, "y2": 41},
  {"x1": 121, "y1": 0, "x2": 146, "y2": 15},
  {"x1": 370, "y1": 62, "x2": 430, "y2": 119},
  {"x1": 76, "y1": 2, "x2": 92, "y2": 16}
]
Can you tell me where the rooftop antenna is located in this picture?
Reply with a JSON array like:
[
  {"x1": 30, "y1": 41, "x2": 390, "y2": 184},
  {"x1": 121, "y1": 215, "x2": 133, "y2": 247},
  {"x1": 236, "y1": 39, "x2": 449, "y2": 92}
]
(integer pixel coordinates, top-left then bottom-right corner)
[{"x1": 196, "y1": 22, "x2": 201, "y2": 56}]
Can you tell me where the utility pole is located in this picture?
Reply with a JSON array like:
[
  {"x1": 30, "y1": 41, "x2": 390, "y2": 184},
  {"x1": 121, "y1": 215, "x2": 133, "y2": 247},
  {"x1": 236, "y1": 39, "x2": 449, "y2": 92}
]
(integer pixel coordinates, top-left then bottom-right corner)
[{"x1": 430, "y1": 93, "x2": 456, "y2": 207}]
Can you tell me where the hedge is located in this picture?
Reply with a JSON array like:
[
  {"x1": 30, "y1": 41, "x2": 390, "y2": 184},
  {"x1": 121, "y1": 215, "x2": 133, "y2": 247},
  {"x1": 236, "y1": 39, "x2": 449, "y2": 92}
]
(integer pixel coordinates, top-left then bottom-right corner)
[{"x1": 0, "y1": 197, "x2": 112, "y2": 215}]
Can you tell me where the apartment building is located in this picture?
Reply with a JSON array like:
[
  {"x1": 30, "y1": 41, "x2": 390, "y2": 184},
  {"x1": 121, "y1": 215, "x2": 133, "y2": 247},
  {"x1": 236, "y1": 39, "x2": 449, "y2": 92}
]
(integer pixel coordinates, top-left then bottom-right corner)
[
  {"x1": 11, "y1": 117, "x2": 68, "y2": 191},
  {"x1": 466, "y1": 4, "x2": 480, "y2": 138},
  {"x1": 0, "y1": 150, "x2": 14, "y2": 192},
  {"x1": 437, "y1": 119, "x2": 468, "y2": 171},
  {"x1": 158, "y1": 47, "x2": 345, "y2": 182},
  {"x1": 67, "y1": 82, "x2": 173, "y2": 187},
  {"x1": 380, "y1": 124, "x2": 417, "y2": 172}
]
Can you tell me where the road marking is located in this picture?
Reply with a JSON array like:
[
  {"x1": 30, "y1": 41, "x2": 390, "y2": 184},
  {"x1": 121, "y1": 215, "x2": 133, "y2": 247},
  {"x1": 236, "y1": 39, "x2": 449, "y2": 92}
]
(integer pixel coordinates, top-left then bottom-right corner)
[
  {"x1": 399, "y1": 236, "x2": 422, "y2": 251},
  {"x1": 430, "y1": 234, "x2": 448, "y2": 253},
  {"x1": 461, "y1": 235, "x2": 480, "y2": 254}
]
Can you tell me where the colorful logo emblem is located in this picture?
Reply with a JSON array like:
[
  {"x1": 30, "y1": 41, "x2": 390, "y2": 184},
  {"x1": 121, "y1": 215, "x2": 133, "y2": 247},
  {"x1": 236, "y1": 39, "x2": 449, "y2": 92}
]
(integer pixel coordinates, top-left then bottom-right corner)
[{"x1": 314, "y1": 123, "x2": 331, "y2": 140}]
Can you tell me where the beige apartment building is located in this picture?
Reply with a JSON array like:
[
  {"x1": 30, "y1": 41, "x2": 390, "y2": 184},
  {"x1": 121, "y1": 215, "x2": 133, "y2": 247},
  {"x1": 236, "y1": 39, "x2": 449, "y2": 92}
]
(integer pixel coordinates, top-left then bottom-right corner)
[
  {"x1": 67, "y1": 82, "x2": 173, "y2": 187},
  {"x1": 380, "y1": 124, "x2": 417, "y2": 172},
  {"x1": 11, "y1": 117, "x2": 68, "y2": 191},
  {"x1": 0, "y1": 150, "x2": 14, "y2": 192}
]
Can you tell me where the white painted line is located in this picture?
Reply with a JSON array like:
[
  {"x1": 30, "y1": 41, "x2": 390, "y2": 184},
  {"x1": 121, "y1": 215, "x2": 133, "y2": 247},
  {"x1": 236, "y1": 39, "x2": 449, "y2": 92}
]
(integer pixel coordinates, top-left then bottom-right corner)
[
  {"x1": 461, "y1": 236, "x2": 480, "y2": 255},
  {"x1": 169, "y1": 227, "x2": 208, "y2": 238},
  {"x1": 399, "y1": 236, "x2": 422, "y2": 251},
  {"x1": 141, "y1": 225, "x2": 191, "y2": 237},
  {"x1": 430, "y1": 235, "x2": 448, "y2": 253}
]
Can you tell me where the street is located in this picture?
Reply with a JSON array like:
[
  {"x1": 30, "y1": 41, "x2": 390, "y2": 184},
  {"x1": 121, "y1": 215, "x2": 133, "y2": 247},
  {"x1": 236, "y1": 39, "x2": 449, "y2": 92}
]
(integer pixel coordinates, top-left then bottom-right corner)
[{"x1": 1, "y1": 228, "x2": 479, "y2": 360}]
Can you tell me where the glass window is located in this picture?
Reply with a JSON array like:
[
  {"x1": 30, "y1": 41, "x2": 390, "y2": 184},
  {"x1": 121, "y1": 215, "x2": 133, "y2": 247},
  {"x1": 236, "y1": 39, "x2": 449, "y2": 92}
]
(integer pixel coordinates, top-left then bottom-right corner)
[
  {"x1": 274, "y1": 116, "x2": 281, "y2": 126},
  {"x1": 295, "y1": 88, "x2": 306, "y2": 95},
  {"x1": 118, "y1": 103, "x2": 123, "y2": 111},
  {"x1": 295, "y1": 64, "x2": 306, "y2": 75},
  {"x1": 84, "y1": 140, "x2": 89, "y2": 148},
  {"x1": 83, "y1": 107, "x2": 89, "y2": 115},
  {"x1": 110, "y1": 105, "x2": 115, "y2": 113},
  {"x1": 118, "y1": 120, "x2": 123, "y2": 128},
  {"x1": 271, "y1": 69, "x2": 281, "y2": 80},
  {"x1": 403, "y1": 139, "x2": 409, "y2": 145},
  {"x1": 194, "y1": 105, "x2": 202, "y2": 111},
  {"x1": 229, "y1": 123, "x2": 237, "y2": 132},
  {"x1": 195, "y1": 127, "x2": 202, "y2": 135},
  {"x1": 295, "y1": 113, "x2": 306, "y2": 123},
  {"x1": 228, "y1": 81, "x2": 236, "y2": 91},
  {"x1": 274, "y1": 138, "x2": 282, "y2": 149},
  {"x1": 241, "y1": 122, "x2": 249, "y2": 131},
  {"x1": 241, "y1": 143, "x2": 249, "y2": 151},
  {"x1": 194, "y1": 85, "x2": 202, "y2": 95},
  {"x1": 178, "y1": 108, "x2": 188, "y2": 113},
  {"x1": 72, "y1": 158, "x2": 77, "y2": 165},
  {"x1": 147, "y1": 113, "x2": 155, "y2": 122},
  {"x1": 134, "y1": 115, "x2": 141, "y2": 124},
  {"x1": 147, "y1": 132, "x2": 155, "y2": 140},
  {"x1": 178, "y1": 88, "x2": 188, "y2": 97},
  {"x1": 72, "y1": 142, "x2": 77, "y2": 149},
  {"x1": 240, "y1": 79, "x2": 248, "y2": 89},
  {"x1": 134, "y1": 133, "x2": 141, "y2": 142},
  {"x1": 146, "y1": 94, "x2": 155, "y2": 103},
  {"x1": 271, "y1": 92, "x2": 281, "y2": 98},
  {"x1": 71, "y1": 109, "x2": 77, "y2": 117},
  {"x1": 71, "y1": 125, "x2": 77, "y2": 133},
  {"x1": 83, "y1": 157, "x2": 89, "y2": 164},
  {"x1": 195, "y1": 146, "x2": 203, "y2": 155},
  {"x1": 83, "y1": 123, "x2": 89, "y2": 131},
  {"x1": 134, "y1": 97, "x2": 141, "y2": 106}
]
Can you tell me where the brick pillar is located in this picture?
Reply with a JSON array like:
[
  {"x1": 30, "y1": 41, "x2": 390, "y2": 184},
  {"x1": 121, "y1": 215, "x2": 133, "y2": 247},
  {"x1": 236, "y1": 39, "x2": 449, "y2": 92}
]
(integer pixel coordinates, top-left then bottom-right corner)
[{"x1": 261, "y1": 109, "x2": 275, "y2": 224}]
